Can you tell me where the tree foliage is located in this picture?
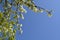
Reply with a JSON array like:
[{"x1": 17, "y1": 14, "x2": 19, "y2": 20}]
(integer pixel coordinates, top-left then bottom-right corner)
[{"x1": 0, "y1": 0, "x2": 52, "y2": 40}]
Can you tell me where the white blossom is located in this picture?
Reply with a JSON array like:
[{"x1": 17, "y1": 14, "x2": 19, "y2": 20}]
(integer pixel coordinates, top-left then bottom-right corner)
[{"x1": 20, "y1": 24, "x2": 22, "y2": 27}]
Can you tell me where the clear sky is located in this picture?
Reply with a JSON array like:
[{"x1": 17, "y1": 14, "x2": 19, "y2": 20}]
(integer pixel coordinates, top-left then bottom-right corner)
[
  {"x1": 0, "y1": 0, "x2": 59, "y2": 40},
  {"x1": 16, "y1": 0, "x2": 60, "y2": 40}
]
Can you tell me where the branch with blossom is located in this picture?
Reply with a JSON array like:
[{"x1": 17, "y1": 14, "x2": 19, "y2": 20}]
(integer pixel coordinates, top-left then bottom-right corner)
[{"x1": 0, "y1": 0, "x2": 53, "y2": 40}]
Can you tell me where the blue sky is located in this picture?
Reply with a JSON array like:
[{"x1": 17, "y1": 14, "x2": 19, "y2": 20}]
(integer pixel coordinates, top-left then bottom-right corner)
[
  {"x1": 16, "y1": 0, "x2": 60, "y2": 40},
  {"x1": 0, "y1": 0, "x2": 60, "y2": 40}
]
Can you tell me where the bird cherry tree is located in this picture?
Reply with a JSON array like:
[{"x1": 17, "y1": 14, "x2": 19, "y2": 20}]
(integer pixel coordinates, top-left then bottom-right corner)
[{"x1": 0, "y1": 0, "x2": 52, "y2": 40}]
